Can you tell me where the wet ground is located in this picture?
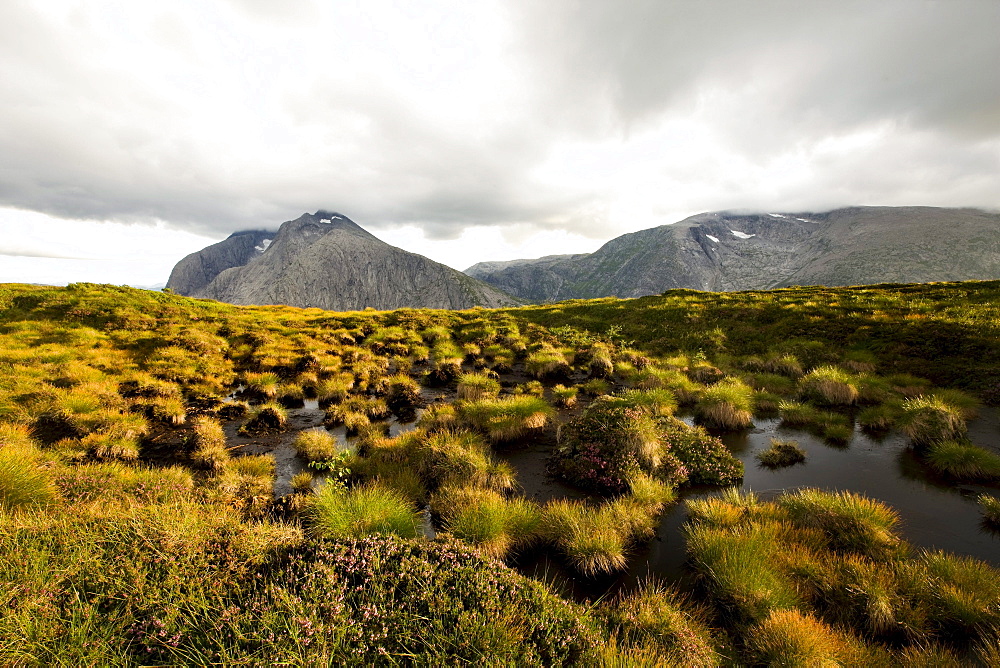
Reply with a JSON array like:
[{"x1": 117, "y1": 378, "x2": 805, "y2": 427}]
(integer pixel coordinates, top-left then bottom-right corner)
[
  {"x1": 518, "y1": 409, "x2": 1000, "y2": 601},
  {"x1": 149, "y1": 373, "x2": 1000, "y2": 602}
]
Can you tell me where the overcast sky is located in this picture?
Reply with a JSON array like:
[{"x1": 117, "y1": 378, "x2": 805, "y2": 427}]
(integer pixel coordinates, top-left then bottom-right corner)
[{"x1": 2, "y1": 0, "x2": 998, "y2": 286}]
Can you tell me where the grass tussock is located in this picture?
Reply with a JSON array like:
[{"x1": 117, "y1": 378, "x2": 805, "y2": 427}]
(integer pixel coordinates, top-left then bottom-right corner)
[
  {"x1": 437, "y1": 485, "x2": 542, "y2": 559},
  {"x1": 309, "y1": 482, "x2": 421, "y2": 540},
  {"x1": 459, "y1": 395, "x2": 554, "y2": 443},
  {"x1": 980, "y1": 494, "x2": 1000, "y2": 526},
  {"x1": 190, "y1": 416, "x2": 230, "y2": 470},
  {"x1": 602, "y1": 580, "x2": 720, "y2": 667},
  {"x1": 756, "y1": 438, "x2": 806, "y2": 468},
  {"x1": 746, "y1": 609, "x2": 863, "y2": 666},
  {"x1": 924, "y1": 440, "x2": 1000, "y2": 481},
  {"x1": 694, "y1": 378, "x2": 753, "y2": 430},
  {"x1": 293, "y1": 428, "x2": 341, "y2": 463},
  {"x1": 798, "y1": 365, "x2": 859, "y2": 405},
  {"x1": 456, "y1": 372, "x2": 501, "y2": 401},
  {"x1": 898, "y1": 396, "x2": 967, "y2": 447}
]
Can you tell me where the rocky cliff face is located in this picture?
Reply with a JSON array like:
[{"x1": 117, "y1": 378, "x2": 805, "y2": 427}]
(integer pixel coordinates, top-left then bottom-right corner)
[
  {"x1": 465, "y1": 207, "x2": 1000, "y2": 301},
  {"x1": 167, "y1": 212, "x2": 519, "y2": 310},
  {"x1": 166, "y1": 230, "x2": 275, "y2": 296}
]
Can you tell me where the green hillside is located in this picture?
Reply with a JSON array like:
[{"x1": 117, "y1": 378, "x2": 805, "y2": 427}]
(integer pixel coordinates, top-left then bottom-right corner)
[{"x1": 1, "y1": 281, "x2": 999, "y2": 665}]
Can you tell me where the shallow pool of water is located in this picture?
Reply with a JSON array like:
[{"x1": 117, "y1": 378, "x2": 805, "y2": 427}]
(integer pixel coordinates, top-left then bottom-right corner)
[{"x1": 518, "y1": 409, "x2": 1000, "y2": 600}]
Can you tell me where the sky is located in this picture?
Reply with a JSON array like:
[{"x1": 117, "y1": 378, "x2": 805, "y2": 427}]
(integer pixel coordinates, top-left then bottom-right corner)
[{"x1": 1, "y1": 0, "x2": 999, "y2": 287}]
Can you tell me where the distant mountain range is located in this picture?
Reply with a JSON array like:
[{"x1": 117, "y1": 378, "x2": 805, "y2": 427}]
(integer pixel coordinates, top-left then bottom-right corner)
[
  {"x1": 168, "y1": 206, "x2": 1000, "y2": 311},
  {"x1": 465, "y1": 206, "x2": 1000, "y2": 301},
  {"x1": 166, "y1": 212, "x2": 519, "y2": 310}
]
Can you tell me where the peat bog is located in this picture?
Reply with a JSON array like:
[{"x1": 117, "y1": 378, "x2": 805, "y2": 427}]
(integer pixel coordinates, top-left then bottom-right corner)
[{"x1": 3, "y1": 281, "x2": 1000, "y2": 665}]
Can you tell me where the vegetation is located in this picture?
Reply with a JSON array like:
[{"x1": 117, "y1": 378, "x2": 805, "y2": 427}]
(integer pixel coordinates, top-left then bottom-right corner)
[
  {"x1": 1, "y1": 280, "x2": 999, "y2": 663},
  {"x1": 756, "y1": 438, "x2": 806, "y2": 468}
]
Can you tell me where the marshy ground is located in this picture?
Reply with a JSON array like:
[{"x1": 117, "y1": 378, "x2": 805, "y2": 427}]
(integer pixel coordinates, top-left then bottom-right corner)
[{"x1": 3, "y1": 281, "x2": 1000, "y2": 665}]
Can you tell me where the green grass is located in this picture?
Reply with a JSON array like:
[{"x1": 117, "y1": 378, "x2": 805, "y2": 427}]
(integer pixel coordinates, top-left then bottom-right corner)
[
  {"x1": 798, "y1": 365, "x2": 859, "y2": 405},
  {"x1": 694, "y1": 378, "x2": 754, "y2": 430},
  {"x1": 924, "y1": 440, "x2": 1000, "y2": 481},
  {"x1": 685, "y1": 521, "x2": 801, "y2": 623},
  {"x1": 293, "y1": 428, "x2": 341, "y2": 463},
  {"x1": 981, "y1": 494, "x2": 1000, "y2": 526},
  {"x1": 0, "y1": 442, "x2": 57, "y2": 510},
  {"x1": 458, "y1": 395, "x2": 554, "y2": 443},
  {"x1": 438, "y1": 486, "x2": 542, "y2": 559},
  {"x1": 601, "y1": 580, "x2": 719, "y2": 667},
  {"x1": 897, "y1": 396, "x2": 967, "y2": 447},
  {"x1": 746, "y1": 609, "x2": 862, "y2": 666},
  {"x1": 777, "y1": 488, "x2": 903, "y2": 558},
  {"x1": 309, "y1": 482, "x2": 421, "y2": 540},
  {"x1": 757, "y1": 438, "x2": 806, "y2": 468},
  {"x1": 456, "y1": 372, "x2": 501, "y2": 401},
  {"x1": 3, "y1": 281, "x2": 1000, "y2": 664}
]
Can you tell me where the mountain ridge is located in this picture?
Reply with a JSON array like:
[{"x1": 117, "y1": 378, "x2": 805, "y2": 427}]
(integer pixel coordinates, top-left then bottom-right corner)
[{"x1": 464, "y1": 206, "x2": 1000, "y2": 301}]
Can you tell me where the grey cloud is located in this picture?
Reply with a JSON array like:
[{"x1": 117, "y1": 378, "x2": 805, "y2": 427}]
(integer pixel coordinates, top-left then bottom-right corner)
[{"x1": 0, "y1": 0, "x2": 997, "y2": 248}]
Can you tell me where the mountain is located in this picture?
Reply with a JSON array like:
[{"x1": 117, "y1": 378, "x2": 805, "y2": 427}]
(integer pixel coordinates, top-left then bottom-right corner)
[
  {"x1": 464, "y1": 206, "x2": 1000, "y2": 301},
  {"x1": 166, "y1": 212, "x2": 519, "y2": 310}
]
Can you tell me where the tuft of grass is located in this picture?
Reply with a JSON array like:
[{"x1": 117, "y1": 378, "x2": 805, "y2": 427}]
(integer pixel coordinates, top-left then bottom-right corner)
[
  {"x1": 685, "y1": 521, "x2": 801, "y2": 622},
  {"x1": 384, "y1": 374, "x2": 423, "y2": 412},
  {"x1": 587, "y1": 342, "x2": 614, "y2": 378},
  {"x1": 290, "y1": 471, "x2": 314, "y2": 492},
  {"x1": 756, "y1": 439, "x2": 806, "y2": 468},
  {"x1": 459, "y1": 396, "x2": 554, "y2": 443},
  {"x1": 0, "y1": 442, "x2": 57, "y2": 509},
  {"x1": 919, "y1": 550, "x2": 1000, "y2": 638},
  {"x1": 777, "y1": 400, "x2": 821, "y2": 428},
  {"x1": 980, "y1": 494, "x2": 1000, "y2": 526},
  {"x1": 525, "y1": 344, "x2": 570, "y2": 379},
  {"x1": 309, "y1": 482, "x2": 421, "y2": 539},
  {"x1": 694, "y1": 378, "x2": 754, "y2": 430},
  {"x1": 924, "y1": 440, "x2": 1000, "y2": 481},
  {"x1": 439, "y1": 486, "x2": 542, "y2": 559},
  {"x1": 216, "y1": 455, "x2": 275, "y2": 509},
  {"x1": 777, "y1": 488, "x2": 902, "y2": 558},
  {"x1": 543, "y1": 499, "x2": 629, "y2": 576},
  {"x1": 798, "y1": 365, "x2": 858, "y2": 405},
  {"x1": 602, "y1": 580, "x2": 719, "y2": 668},
  {"x1": 551, "y1": 384, "x2": 578, "y2": 408},
  {"x1": 746, "y1": 609, "x2": 862, "y2": 667},
  {"x1": 417, "y1": 429, "x2": 516, "y2": 492},
  {"x1": 238, "y1": 402, "x2": 287, "y2": 435},
  {"x1": 190, "y1": 416, "x2": 230, "y2": 470},
  {"x1": 857, "y1": 402, "x2": 901, "y2": 432},
  {"x1": 897, "y1": 396, "x2": 966, "y2": 447},
  {"x1": 293, "y1": 428, "x2": 340, "y2": 463},
  {"x1": 456, "y1": 372, "x2": 501, "y2": 402}
]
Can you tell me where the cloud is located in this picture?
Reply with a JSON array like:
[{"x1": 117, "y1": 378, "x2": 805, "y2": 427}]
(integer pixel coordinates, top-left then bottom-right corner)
[{"x1": 0, "y1": 0, "x2": 997, "y2": 265}]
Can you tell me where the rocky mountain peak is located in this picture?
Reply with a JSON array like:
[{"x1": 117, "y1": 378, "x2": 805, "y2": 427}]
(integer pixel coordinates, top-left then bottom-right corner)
[{"x1": 167, "y1": 211, "x2": 519, "y2": 311}]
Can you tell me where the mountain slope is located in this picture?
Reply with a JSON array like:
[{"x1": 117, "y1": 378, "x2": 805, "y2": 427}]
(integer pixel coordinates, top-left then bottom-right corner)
[
  {"x1": 167, "y1": 212, "x2": 519, "y2": 310},
  {"x1": 465, "y1": 207, "x2": 1000, "y2": 301}
]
